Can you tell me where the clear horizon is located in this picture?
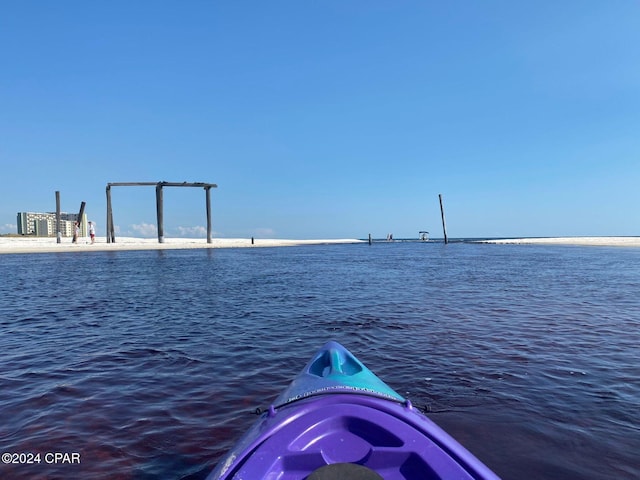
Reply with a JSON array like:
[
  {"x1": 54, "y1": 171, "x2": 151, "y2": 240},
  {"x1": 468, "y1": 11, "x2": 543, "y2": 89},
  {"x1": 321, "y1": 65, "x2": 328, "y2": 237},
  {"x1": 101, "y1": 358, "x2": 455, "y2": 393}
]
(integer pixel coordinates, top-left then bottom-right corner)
[{"x1": 1, "y1": 2, "x2": 639, "y2": 239}]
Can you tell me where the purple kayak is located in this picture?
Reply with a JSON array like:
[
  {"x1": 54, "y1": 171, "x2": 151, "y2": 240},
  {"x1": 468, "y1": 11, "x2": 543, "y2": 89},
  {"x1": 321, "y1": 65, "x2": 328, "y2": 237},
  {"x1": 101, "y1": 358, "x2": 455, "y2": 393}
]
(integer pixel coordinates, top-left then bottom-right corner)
[{"x1": 207, "y1": 341, "x2": 500, "y2": 479}]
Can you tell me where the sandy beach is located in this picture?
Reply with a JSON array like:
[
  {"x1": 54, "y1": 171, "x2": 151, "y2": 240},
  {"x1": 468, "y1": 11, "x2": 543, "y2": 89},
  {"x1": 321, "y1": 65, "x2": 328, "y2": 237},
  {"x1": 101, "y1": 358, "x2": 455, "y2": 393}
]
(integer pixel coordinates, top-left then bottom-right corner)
[
  {"x1": 1, "y1": 236, "x2": 639, "y2": 254},
  {"x1": 479, "y1": 237, "x2": 640, "y2": 247},
  {"x1": 0, "y1": 236, "x2": 366, "y2": 254}
]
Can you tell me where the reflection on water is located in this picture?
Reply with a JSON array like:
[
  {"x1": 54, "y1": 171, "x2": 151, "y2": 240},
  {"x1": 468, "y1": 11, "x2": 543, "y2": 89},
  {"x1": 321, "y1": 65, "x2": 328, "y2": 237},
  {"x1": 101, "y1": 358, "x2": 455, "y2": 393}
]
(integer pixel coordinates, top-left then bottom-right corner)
[{"x1": 1, "y1": 243, "x2": 639, "y2": 479}]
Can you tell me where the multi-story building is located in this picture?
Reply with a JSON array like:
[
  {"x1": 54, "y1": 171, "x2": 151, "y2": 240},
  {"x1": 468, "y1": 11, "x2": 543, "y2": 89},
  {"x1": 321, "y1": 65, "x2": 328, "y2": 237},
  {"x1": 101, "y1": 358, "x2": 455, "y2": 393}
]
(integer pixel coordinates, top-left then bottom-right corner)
[{"x1": 16, "y1": 212, "x2": 88, "y2": 237}]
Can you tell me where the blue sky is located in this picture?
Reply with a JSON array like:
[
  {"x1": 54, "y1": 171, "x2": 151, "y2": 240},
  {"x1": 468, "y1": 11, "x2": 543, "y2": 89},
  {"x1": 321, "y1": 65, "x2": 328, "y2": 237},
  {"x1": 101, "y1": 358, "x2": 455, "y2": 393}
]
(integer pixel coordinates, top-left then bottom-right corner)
[{"x1": 1, "y1": 1, "x2": 639, "y2": 239}]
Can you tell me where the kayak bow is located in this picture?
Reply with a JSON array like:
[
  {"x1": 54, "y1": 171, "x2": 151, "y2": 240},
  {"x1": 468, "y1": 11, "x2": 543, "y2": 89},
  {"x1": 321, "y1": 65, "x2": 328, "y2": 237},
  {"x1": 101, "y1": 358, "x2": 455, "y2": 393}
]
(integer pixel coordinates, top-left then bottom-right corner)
[{"x1": 207, "y1": 341, "x2": 500, "y2": 480}]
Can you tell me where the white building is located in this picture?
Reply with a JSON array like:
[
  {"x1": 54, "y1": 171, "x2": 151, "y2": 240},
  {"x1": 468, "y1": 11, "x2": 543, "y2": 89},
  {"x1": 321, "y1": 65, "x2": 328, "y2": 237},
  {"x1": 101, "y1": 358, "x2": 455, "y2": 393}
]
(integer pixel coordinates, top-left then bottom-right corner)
[{"x1": 16, "y1": 212, "x2": 88, "y2": 237}]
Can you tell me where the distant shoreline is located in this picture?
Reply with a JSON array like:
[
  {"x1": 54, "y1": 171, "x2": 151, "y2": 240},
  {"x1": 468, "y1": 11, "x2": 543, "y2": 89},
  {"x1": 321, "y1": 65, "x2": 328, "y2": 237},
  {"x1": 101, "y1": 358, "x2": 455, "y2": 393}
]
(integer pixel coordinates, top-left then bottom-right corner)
[{"x1": 477, "y1": 237, "x2": 640, "y2": 247}]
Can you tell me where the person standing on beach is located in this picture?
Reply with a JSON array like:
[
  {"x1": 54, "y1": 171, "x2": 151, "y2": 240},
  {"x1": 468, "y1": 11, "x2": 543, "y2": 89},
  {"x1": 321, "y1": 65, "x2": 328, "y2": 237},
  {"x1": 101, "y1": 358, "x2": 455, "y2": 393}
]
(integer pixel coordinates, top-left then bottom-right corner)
[
  {"x1": 72, "y1": 221, "x2": 79, "y2": 243},
  {"x1": 89, "y1": 221, "x2": 95, "y2": 244}
]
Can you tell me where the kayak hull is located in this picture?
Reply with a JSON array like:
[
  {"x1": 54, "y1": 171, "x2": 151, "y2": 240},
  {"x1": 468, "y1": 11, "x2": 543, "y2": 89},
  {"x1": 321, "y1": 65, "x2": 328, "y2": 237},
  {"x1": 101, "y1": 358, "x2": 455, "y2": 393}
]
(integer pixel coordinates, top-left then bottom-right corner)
[{"x1": 207, "y1": 341, "x2": 500, "y2": 480}]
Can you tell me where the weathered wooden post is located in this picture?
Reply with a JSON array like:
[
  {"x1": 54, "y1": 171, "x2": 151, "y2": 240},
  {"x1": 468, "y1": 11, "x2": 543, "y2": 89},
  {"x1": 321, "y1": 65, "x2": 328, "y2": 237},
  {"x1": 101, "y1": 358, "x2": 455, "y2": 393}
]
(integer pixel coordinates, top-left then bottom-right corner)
[
  {"x1": 77, "y1": 201, "x2": 86, "y2": 232},
  {"x1": 205, "y1": 186, "x2": 212, "y2": 244},
  {"x1": 156, "y1": 183, "x2": 164, "y2": 243},
  {"x1": 55, "y1": 191, "x2": 61, "y2": 243},
  {"x1": 368, "y1": 233, "x2": 372, "y2": 245},
  {"x1": 106, "y1": 185, "x2": 114, "y2": 243},
  {"x1": 439, "y1": 194, "x2": 448, "y2": 244}
]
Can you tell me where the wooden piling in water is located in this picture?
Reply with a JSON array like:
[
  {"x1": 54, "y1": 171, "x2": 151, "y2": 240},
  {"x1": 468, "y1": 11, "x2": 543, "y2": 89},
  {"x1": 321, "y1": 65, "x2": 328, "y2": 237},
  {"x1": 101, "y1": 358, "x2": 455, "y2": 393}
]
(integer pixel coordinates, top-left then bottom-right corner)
[{"x1": 439, "y1": 194, "x2": 448, "y2": 244}]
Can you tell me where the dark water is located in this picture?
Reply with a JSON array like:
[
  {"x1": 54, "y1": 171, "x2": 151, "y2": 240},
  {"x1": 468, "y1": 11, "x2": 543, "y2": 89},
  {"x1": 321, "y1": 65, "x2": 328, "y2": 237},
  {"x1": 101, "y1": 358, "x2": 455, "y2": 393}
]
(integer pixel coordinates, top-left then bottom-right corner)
[{"x1": 1, "y1": 243, "x2": 639, "y2": 480}]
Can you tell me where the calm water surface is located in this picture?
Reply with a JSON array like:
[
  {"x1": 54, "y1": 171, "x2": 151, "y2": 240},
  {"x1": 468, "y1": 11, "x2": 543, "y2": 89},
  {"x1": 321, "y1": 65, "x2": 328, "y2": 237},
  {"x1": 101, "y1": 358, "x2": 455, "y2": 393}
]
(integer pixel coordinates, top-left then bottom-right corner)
[{"x1": 1, "y1": 242, "x2": 639, "y2": 479}]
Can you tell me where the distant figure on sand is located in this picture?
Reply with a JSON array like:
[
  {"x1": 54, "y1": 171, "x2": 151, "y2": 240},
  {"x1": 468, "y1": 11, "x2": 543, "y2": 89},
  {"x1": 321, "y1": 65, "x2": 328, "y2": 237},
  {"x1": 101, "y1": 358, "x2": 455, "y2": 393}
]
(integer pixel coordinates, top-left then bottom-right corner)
[
  {"x1": 89, "y1": 221, "x2": 95, "y2": 244},
  {"x1": 72, "y1": 221, "x2": 79, "y2": 244}
]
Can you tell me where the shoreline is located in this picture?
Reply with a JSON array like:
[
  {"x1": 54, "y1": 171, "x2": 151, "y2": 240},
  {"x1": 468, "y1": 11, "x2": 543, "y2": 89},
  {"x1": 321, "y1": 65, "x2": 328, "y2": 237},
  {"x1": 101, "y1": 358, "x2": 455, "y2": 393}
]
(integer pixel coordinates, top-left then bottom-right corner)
[
  {"x1": 1, "y1": 236, "x2": 639, "y2": 254},
  {"x1": 477, "y1": 236, "x2": 640, "y2": 247},
  {"x1": 0, "y1": 236, "x2": 366, "y2": 254}
]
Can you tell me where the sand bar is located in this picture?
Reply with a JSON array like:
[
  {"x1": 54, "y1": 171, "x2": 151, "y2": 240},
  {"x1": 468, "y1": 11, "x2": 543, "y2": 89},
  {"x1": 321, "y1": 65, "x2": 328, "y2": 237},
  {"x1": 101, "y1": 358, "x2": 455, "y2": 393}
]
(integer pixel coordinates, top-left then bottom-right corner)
[
  {"x1": 479, "y1": 237, "x2": 640, "y2": 247},
  {"x1": 0, "y1": 236, "x2": 365, "y2": 255}
]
